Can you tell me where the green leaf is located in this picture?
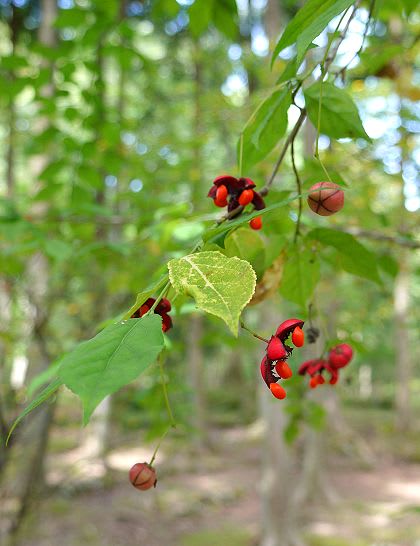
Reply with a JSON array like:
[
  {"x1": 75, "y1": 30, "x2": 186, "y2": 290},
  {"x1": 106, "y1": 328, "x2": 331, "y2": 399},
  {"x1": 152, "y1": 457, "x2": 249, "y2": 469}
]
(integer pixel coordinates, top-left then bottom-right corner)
[
  {"x1": 304, "y1": 82, "x2": 370, "y2": 141},
  {"x1": 189, "y1": 0, "x2": 214, "y2": 37},
  {"x1": 308, "y1": 228, "x2": 381, "y2": 284},
  {"x1": 168, "y1": 251, "x2": 256, "y2": 335},
  {"x1": 378, "y1": 254, "x2": 399, "y2": 279},
  {"x1": 272, "y1": 0, "x2": 354, "y2": 66},
  {"x1": 305, "y1": 401, "x2": 326, "y2": 429},
  {"x1": 213, "y1": 0, "x2": 238, "y2": 40},
  {"x1": 43, "y1": 239, "x2": 73, "y2": 262},
  {"x1": 224, "y1": 227, "x2": 266, "y2": 279},
  {"x1": 58, "y1": 315, "x2": 164, "y2": 424},
  {"x1": 240, "y1": 87, "x2": 292, "y2": 171},
  {"x1": 279, "y1": 247, "x2": 320, "y2": 308},
  {"x1": 6, "y1": 378, "x2": 62, "y2": 445},
  {"x1": 284, "y1": 419, "x2": 300, "y2": 444}
]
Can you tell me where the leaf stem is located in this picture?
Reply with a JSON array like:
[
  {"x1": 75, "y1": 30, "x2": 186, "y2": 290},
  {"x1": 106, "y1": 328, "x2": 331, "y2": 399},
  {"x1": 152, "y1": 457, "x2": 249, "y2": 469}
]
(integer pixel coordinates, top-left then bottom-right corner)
[
  {"x1": 158, "y1": 354, "x2": 176, "y2": 428},
  {"x1": 291, "y1": 139, "x2": 302, "y2": 243},
  {"x1": 240, "y1": 320, "x2": 269, "y2": 343},
  {"x1": 148, "y1": 281, "x2": 171, "y2": 315},
  {"x1": 149, "y1": 425, "x2": 171, "y2": 466}
]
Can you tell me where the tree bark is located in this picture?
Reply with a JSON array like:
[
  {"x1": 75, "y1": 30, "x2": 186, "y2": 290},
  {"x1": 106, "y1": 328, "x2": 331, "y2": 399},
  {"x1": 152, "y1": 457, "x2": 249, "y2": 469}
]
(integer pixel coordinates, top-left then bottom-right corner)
[{"x1": 394, "y1": 253, "x2": 411, "y2": 431}]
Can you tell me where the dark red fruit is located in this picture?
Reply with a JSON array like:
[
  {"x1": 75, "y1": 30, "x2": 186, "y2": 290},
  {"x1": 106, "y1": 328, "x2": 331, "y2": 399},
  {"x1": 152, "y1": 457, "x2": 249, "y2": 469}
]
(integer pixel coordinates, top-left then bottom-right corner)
[
  {"x1": 129, "y1": 462, "x2": 157, "y2": 491},
  {"x1": 238, "y1": 189, "x2": 254, "y2": 206},
  {"x1": 328, "y1": 343, "x2": 353, "y2": 368},
  {"x1": 270, "y1": 382, "x2": 287, "y2": 399},
  {"x1": 249, "y1": 216, "x2": 262, "y2": 230},
  {"x1": 307, "y1": 182, "x2": 344, "y2": 216}
]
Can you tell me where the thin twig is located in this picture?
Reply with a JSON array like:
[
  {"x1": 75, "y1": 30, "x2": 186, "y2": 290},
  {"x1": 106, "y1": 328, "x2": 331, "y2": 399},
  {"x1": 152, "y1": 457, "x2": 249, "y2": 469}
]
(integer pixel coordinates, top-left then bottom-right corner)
[
  {"x1": 291, "y1": 139, "x2": 302, "y2": 243},
  {"x1": 158, "y1": 354, "x2": 176, "y2": 428},
  {"x1": 260, "y1": 108, "x2": 307, "y2": 197},
  {"x1": 240, "y1": 320, "x2": 269, "y2": 343}
]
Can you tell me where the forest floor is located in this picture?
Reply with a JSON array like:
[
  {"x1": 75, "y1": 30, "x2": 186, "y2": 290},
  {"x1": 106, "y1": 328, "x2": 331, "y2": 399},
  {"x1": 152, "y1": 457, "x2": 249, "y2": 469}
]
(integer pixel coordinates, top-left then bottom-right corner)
[{"x1": 16, "y1": 405, "x2": 420, "y2": 546}]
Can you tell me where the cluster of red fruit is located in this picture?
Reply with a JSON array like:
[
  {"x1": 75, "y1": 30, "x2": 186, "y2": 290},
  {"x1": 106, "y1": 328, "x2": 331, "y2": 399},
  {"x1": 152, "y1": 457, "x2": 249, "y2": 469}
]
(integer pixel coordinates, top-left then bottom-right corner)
[
  {"x1": 298, "y1": 343, "x2": 353, "y2": 388},
  {"x1": 260, "y1": 319, "x2": 305, "y2": 399},
  {"x1": 207, "y1": 175, "x2": 266, "y2": 230},
  {"x1": 131, "y1": 297, "x2": 173, "y2": 332}
]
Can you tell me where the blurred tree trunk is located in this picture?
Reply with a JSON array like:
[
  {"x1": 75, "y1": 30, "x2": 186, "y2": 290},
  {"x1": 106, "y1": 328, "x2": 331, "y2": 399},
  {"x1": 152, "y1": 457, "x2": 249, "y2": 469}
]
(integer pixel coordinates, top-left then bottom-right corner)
[
  {"x1": 1, "y1": 1, "x2": 58, "y2": 542},
  {"x1": 187, "y1": 314, "x2": 208, "y2": 448},
  {"x1": 394, "y1": 252, "x2": 411, "y2": 431},
  {"x1": 259, "y1": 307, "x2": 303, "y2": 546}
]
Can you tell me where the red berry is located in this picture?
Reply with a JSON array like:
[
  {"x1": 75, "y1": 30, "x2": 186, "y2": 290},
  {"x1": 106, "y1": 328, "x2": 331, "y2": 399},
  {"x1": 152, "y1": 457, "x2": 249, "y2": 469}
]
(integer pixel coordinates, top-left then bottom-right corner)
[
  {"x1": 214, "y1": 197, "x2": 228, "y2": 207},
  {"x1": 129, "y1": 462, "x2": 157, "y2": 491},
  {"x1": 275, "y1": 361, "x2": 293, "y2": 379},
  {"x1": 238, "y1": 189, "x2": 254, "y2": 206},
  {"x1": 216, "y1": 184, "x2": 228, "y2": 202},
  {"x1": 249, "y1": 216, "x2": 262, "y2": 230},
  {"x1": 316, "y1": 375, "x2": 325, "y2": 385},
  {"x1": 270, "y1": 382, "x2": 287, "y2": 399},
  {"x1": 329, "y1": 376, "x2": 338, "y2": 385},
  {"x1": 291, "y1": 326, "x2": 304, "y2": 347},
  {"x1": 307, "y1": 182, "x2": 344, "y2": 216},
  {"x1": 267, "y1": 336, "x2": 287, "y2": 361}
]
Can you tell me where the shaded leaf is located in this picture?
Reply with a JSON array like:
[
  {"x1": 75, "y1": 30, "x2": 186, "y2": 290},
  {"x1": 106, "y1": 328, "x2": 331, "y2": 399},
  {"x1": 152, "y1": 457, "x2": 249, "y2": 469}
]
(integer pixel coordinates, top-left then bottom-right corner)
[
  {"x1": 304, "y1": 82, "x2": 370, "y2": 141},
  {"x1": 58, "y1": 315, "x2": 164, "y2": 424},
  {"x1": 224, "y1": 227, "x2": 266, "y2": 279},
  {"x1": 308, "y1": 228, "x2": 381, "y2": 284},
  {"x1": 6, "y1": 378, "x2": 62, "y2": 445},
  {"x1": 272, "y1": 0, "x2": 354, "y2": 66},
  {"x1": 240, "y1": 87, "x2": 292, "y2": 171},
  {"x1": 279, "y1": 247, "x2": 320, "y2": 308}
]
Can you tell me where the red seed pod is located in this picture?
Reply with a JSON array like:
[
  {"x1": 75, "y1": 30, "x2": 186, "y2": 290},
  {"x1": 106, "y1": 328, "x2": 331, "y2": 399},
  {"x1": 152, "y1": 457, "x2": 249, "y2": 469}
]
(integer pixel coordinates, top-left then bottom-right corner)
[
  {"x1": 267, "y1": 336, "x2": 287, "y2": 361},
  {"x1": 129, "y1": 462, "x2": 157, "y2": 491},
  {"x1": 161, "y1": 313, "x2": 173, "y2": 332},
  {"x1": 238, "y1": 189, "x2": 254, "y2": 206},
  {"x1": 139, "y1": 303, "x2": 151, "y2": 317},
  {"x1": 260, "y1": 356, "x2": 277, "y2": 387},
  {"x1": 214, "y1": 197, "x2": 228, "y2": 208},
  {"x1": 216, "y1": 184, "x2": 228, "y2": 202},
  {"x1": 291, "y1": 326, "x2": 304, "y2": 347},
  {"x1": 156, "y1": 298, "x2": 171, "y2": 314},
  {"x1": 275, "y1": 319, "x2": 304, "y2": 340},
  {"x1": 317, "y1": 375, "x2": 325, "y2": 385},
  {"x1": 270, "y1": 382, "x2": 287, "y2": 400},
  {"x1": 249, "y1": 216, "x2": 262, "y2": 230},
  {"x1": 307, "y1": 182, "x2": 344, "y2": 216},
  {"x1": 329, "y1": 343, "x2": 353, "y2": 368},
  {"x1": 275, "y1": 360, "x2": 293, "y2": 379}
]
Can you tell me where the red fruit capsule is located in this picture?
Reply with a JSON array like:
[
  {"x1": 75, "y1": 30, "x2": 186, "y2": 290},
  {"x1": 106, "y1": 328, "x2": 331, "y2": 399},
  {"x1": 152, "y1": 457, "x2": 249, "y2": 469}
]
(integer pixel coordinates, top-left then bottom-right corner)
[
  {"x1": 307, "y1": 182, "x2": 344, "y2": 216},
  {"x1": 291, "y1": 326, "x2": 304, "y2": 347},
  {"x1": 328, "y1": 343, "x2": 353, "y2": 368},
  {"x1": 129, "y1": 462, "x2": 157, "y2": 491},
  {"x1": 250, "y1": 216, "x2": 262, "y2": 230},
  {"x1": 267, "y1": 336, "x2": 287, "y2": 361},
  {"x1": 275, "y1": 361, "x2": 293, "y2": 379},
  {"x1": 316, "y1": 375, "x2": 325, "y2": 385},
  {"x1": 270, "y1": 382, "x2": 287, "y2": 400},
  {"x1": 238, "y1": 189, "x2": 254, "y2": 206}
]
